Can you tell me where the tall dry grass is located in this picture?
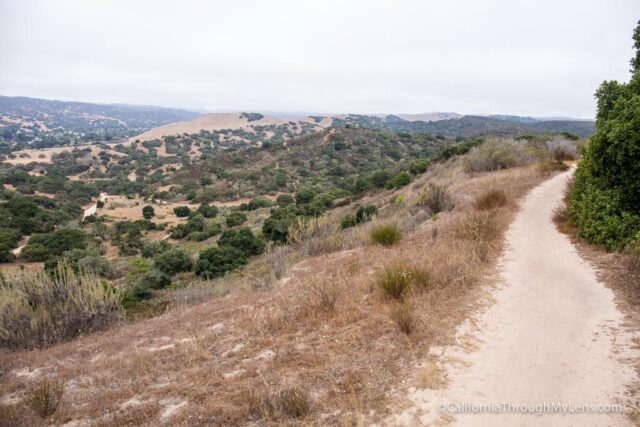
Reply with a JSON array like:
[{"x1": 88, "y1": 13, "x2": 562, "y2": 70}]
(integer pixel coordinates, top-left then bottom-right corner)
[{"x1": 0, "y1": 263, "x2": 122, "y2": 348}]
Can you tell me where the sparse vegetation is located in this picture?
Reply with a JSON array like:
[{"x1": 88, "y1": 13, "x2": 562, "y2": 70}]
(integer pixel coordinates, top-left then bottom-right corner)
[
  {"x1": 28, "y1": 378, "x2": 65, "y2": 419},
  {"x1": 415, "y1": 182, "x2": 454, "y2": 214}
]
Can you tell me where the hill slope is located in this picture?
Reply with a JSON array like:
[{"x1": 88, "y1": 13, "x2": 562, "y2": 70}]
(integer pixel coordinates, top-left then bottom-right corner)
[{"x1": 0, "y1": 95, "x2": 199, "y2": 145}]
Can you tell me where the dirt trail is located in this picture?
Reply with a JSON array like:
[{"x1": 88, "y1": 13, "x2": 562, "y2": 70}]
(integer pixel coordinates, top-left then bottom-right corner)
[{"x1": 396, "y1": 168, "x2": 637, "y2": 426}]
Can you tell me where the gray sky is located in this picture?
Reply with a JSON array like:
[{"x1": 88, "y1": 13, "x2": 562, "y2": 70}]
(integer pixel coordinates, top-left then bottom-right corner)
[{"x1": 1, "y1": 0, "x2": 639, "y2": 118}]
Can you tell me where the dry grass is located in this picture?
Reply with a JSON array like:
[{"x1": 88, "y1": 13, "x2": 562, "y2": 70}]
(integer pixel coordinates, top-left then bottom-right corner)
[
  {"x1": 475, "y1": 189, "x2": 509, "y2": 210},
  {"x1": 390, "y1": 303, "x2": 416, "y2": 334},
  {"x1": 0, "y1": 161, "x2": 556, "y2": 425},
  {"x1": 28, "y1": 378, "x2": 65, "y2": 419},
  {"x1": 0, "y1": 263, "x2": 122, "y2": 349}
]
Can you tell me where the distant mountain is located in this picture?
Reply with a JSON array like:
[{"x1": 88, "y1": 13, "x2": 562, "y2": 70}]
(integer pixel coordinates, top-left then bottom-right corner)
[
  {"x1": 0, "y1": 95, "x2": 199, "y2": 145},
  {"x1": 332, "y1": 114, "x2": 595, "y2": 138}
]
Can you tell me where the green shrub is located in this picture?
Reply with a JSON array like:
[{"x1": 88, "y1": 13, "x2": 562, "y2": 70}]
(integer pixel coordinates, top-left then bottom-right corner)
[
  {"x1": 170, "y1": 224, "x2": 188, "y2": 239},
  {"x1": 153, "y1": 248, "x2": 193, "y2": 275},
  {"x1": 356, "y1": 204, "x2": 378, "y2": 223},
  {"x1": 195, "y1": 246, "x2": 247, "y2": 278},
  {"x1": 142, "y1": 205, "x2": 155, "y2": 219},
  {"x1": 340, "y1": 215, "x2": 357, "y2": 229},
  {"x1": 141, "y1": 240, "x2": 172, "y2": 258},
  {"x1": 295, "y1": 188, "x2": 316, "y2": 205},
  {"x1": 370, "y1": 224, "x2": 402, "y2": 246},
  {"x1": 385, "y1": 171, "x2": 411, "y2": 189},
  {"x1": 410, "y1": 159, "x2": 430, "y2": 174},
  {"x1": 188, "y1": 231, "x2": 209, "y2": 242},
  {"x1": 218, "y1": 227, "x2": 265, "y2": 256},
  {"x1": 245, "y1": 197, "x2": 272, "y2": 210},
  {"x1": 275, "y1": 194, "x2": 295, "y2": 207},
  {"x1": 568, "y1": 22, "x2": 640, "y2": 250},
  {"x1": 173, "y1": 206, "x2": 191, "y2": 217},
  {"x1": 137, "y1": 268, "x2": 171, "y2": 290},
  {"x1": 196, "y1": 203, "x2": 218, "y2": 218},
  {"x1": 226, "y1": 211, "x2": 247, "y2": 227},
  {"x1": 0, "y1": 263, "x2": 121, "y2": 348},
  {"x1": 207, "y1": 223, "x2": 222, "y2": 236}
]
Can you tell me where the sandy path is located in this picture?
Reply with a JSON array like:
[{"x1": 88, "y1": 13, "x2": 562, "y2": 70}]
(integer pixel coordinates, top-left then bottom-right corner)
[{"x1": 396, "y1": 169, "x2": 637, "y2": 426}]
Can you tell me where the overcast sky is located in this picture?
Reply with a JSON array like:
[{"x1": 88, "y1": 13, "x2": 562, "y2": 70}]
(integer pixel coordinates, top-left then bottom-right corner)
[{"x1": 1, "y1": 0, "x2": 639, "y2": 118}]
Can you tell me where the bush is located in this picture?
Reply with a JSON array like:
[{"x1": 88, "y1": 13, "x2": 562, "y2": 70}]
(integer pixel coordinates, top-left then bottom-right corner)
[
  {"x1": 415, "y1": 182, "x2": 455, "y2": 214},
  {"x1": 28, "y1": 378, "x2": 65, "y2": 419},
  {"x1": 0, "y1": 263, "x2": 121, "y2": 348},
  {"x1": 377, "y1": 262, "x2": 430, "y2": 299},
  {"x1": 385, "y1": 171, "x2": 411, "y2": 189},
  {"x1": 463, "y1": 139, "x2": 526, "y2": 172},
  {"x1": 544, "y1": 137, "x2": 578, "y2": 161},
  {"x1": 141, "y1": 239, "x2": 172, "y2": 258},
  {"x1": 207, "y1": 223, "x2": 222, "y2": 236},
  {"x1": 370, "y1": 223, "x2": 402, "y2": 246},
  {"x1": 410, "y1": 159, "x2": 430, "y2": 174},
  {"x1": 475, "y1": 189, "x2": 508, "y2": 210},
  {"x1": 226, "y1": 211, "x2": 247, "y2": 227},
  {"x1": 170, "y1": 224, "x2": 188, "y2": 239},
  {"x1": 142, "y1": 205, "x2": 155, "y2": 219},
  {"x1": 390, "y1": 304, "x2": 415, "y2": 334},
  {"x1": 246, "y1": 197, "x2": 272, "y2": 210},
  {"x1": 196, "y1": 203, "x2": 218, "y2": 218},
  {"x1": 295, "y1": 188, "x2": 316, "y2": 205},
  {"x1": 137, "y1": 268, "x2": 171, "y2": 290},
  {"x1": 275, "y1": 194, "x2": 295, "y2": 207},
  {"x1": 195, "y1": 246, "x2": 247, "y2": 278},
  {"x1": 356, "y1": 204, "x2": 378, "y2": 223},
  {"x1": 173, "y1": 206, "x2": 191, "y2": 217},
  {"x1": 567, "y1": 22, "x2": 640, "y2": 250},
  {"x1": 186, "y1": 214, "x2": 205, "y2": 233},
  {"x1": 218, "y1": 227, "x2": 265, "y2": 256},
  {"x1": 340, "y1": 215, "x2": 357, "y2": 229},
  {"x1": 278, "y1": 388, "x2": 310, "y2": 419},
  {"x1": 21, "y1": 229, "x2": 88, "y2": 261},
  {"x1": 153, "y1": 248, "x2": 193, "y2": 275}
]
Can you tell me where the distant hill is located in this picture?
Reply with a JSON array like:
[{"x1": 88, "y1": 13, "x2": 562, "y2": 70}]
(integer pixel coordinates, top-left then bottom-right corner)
[
  {"x1": 332, "y1": 114, "x2": 595, "y2": 138},
  {"x1": 0, "y1": 95, "x2": 199, "y2": 145}
]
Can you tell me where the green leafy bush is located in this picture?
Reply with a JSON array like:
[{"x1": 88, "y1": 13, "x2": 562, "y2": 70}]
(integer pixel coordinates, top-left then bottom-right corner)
[
  {"x1": 142, "y1": 205, "x2": 155, "y2": 219},
  {"x1": 195, "y1": 246, "x2": 247, "y2": 278},
  {"x1": 196, "y1": 203, "x2": 218, "y2": 218},
  {"x1": 137, "y1": 268, "x2": 171, "y2": 290},
  {"x1": 218, "y1": 227, "x2": 265, "y2": 256},
  {"x1": 173, "y1": 206, "x2": 191, "y2": 217},
  {"x1": 153, "y1": 248, "x2": 193, "y2": 275},
  {"x1": 385, "y1": 171, "x2": 411, "y2": 189},
  {"x1": 226, "y1": 211, "x2": 247, "y2": 227},
  {"x1": 568, "y1": 22, "x2": 640, "y2": 250}
]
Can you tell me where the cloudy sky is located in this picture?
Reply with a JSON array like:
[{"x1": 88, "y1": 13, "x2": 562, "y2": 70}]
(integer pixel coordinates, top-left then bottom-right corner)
[{"x1": 1, "y1": 0, "x2": 639, "y2": 118}]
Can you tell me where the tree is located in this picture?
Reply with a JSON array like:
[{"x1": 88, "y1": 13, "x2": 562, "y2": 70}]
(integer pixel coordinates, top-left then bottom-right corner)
[
  {"x1": 218, "y1": 227, "x2": 265, "y2": 256},
  {"x1": 173, "y1": 206, "x2": 191, "y2": 217},
  {"x1": 568, "y1": 20, "x2": 640, "y2": 250},
  {"x1": 142, "y1": 205, "x2": 155, "y2": 220},
  {"x1": 154, "y1": 248, "x2": 193, "y2": 276},
  {"x1": 195, "y1": 246, "x2": 247, "y2": 278}
]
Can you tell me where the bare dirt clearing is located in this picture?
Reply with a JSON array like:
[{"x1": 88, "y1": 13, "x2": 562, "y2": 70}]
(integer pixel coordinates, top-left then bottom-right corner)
[{"x1": 395, "y1": 168, "x2": 638, "y2": 426}]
